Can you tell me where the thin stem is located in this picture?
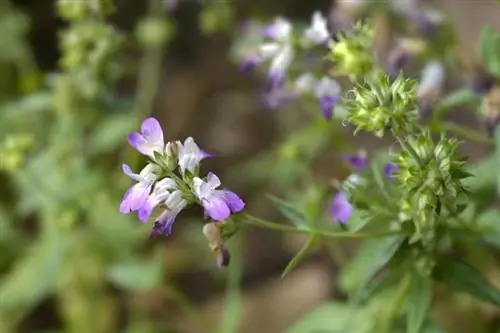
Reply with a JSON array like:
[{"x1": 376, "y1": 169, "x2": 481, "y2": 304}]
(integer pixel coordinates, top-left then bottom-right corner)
[
  {"x1": 439, "y1": 122, "x2": 493, "y2": 145},
  {"x1": 241, "y1": 214, "x2": 404, "y2": 239}
]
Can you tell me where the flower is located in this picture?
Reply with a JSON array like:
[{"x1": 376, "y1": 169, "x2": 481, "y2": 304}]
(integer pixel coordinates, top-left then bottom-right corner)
[
  {"x1": 265, "y1": 45, "x2": 294, "y2": 90},
  {"x1": 128, "y1": 117, "x2": 165, "y2": 157},
  {"x1": 120, "y1": 163, "x2": 160, "y2": 214},
  {"x1": 138, "y1": 177, "x2": 178, "y2": 222},
  {"x1": 178, "y1": 137, "x2": 212, "y2": 174},
  {"x1": 384, "y1": 163, "x2": 400, "y2": 179},
  {"x1": 216, "y1": 246, "x2": 231, "y2": 268},
  {"x1": 417, "y1": 61, "x2": 445, "y2": 116},
  {"x1": 304, "y1": 11, "x2": 330, "y2": 45},
  {"x1": 149, "y1": 190, "x2": 188, "y2": 238},
  {"x1": 342, "y1": 150, "x2": 367, "y2": 171},
  {"x1": 314, "y1": 77, "x2": 341, "y2": 119},
  {"x1": 193, "y1": 172, "x2": 245, "y2": 221},
  {"x1": 329, "y1": 192, "x2": 353, "y2": 223},
  {"x1": 202, "y1": 222, "x2": 231, "y2": 268},
  {"x1": 263, "y1": 17, "x2": 292, "y2": 42}
]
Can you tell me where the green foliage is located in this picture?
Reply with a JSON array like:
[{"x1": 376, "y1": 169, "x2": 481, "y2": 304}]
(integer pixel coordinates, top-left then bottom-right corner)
[
  {"x1": 479, "y1": 25, "x2": 500, "y2": 78},
  {"x1": 406, "y1": 275, "x2": 433, "y2": 333}
]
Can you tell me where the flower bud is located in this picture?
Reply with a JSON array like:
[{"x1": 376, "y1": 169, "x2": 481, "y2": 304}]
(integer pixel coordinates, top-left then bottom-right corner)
[
  {"x1": 202, "y1": 222, "x2": 222, "y2": 251},
  {"x1": 329, "y1": 21, "x2": 375, "y2": 80},
  {"x1": 346, "y1": 72, "x2": 419, "y2": 137}
]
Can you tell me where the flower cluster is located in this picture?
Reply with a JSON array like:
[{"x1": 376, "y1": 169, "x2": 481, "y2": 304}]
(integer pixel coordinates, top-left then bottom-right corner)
[
  {"x1": 346, "y1": 72, "x2": 420, "y2": 137},
  {"x1": 236, "y1": 12, "x2": 343, "y2": 119},
  {"x1": 120, "y1": 118, "x2": 245, "y2": 266},
  {"x1": 393, "y1": 131, "x2": 470, "y2": 245}
]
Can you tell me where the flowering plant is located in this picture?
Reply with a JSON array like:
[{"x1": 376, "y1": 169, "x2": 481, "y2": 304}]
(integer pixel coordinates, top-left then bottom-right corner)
[{"x1": 1, "y1": 0, "x2": 500, "y2": 332}]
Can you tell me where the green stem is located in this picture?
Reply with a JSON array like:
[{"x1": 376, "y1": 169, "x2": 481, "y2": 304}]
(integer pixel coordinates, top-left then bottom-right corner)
[
  {"x1": 438, "y1": 122, "x2": 493, "y2": 145},
  {"x1": 378, "y1": 273, "x2": 411, "y2": 333},
  {"x1": 241, "y1": 214, "x2": 404, "y2": 239}
]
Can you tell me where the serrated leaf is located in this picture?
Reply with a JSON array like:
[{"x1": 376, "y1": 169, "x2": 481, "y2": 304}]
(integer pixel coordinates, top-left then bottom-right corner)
[
  {"x1": 281, "y1": 236, "x2": 317, "y2": 278},
  {"x1": 287, "y1": 302, "x2": 352, "y2": 333},
  {"x1": 87, "y1": 114, "x2": 138, "y2": 155},
  {"x1": 407, "y1": 275, "x2": 433, "y2": 333},
  {"x1": 340, "y1": 236, "x2": 405, "y2": 296},
  {"x1": 433, "y1": 259, "x2": 500, "y2": 308},
  {"x1": 267, "y1": 194, "x2": 308, "y2": 227}
]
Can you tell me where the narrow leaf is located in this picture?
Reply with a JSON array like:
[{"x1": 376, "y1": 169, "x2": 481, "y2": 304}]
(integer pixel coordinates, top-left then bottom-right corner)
[
  {"x1": 281, "y1": 236, "x2": 318, "y2": 278},
  {"x1": 433, "y1": 259, "x2": 500, "y2": 308},
  {"x1": 407, "y1": 275, "x2": 433, "y2": 333},
  {"x1": 267, "y1": 194, "x2": 308, "y2": 227},
  {"x1": 287, "y1": 302, "x2": 352, "y2": 333}
]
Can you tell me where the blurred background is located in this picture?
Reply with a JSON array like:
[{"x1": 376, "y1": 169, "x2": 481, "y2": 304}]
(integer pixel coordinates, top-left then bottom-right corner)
[{"x1": 1, "y1": 0, "x2": 500, "y2": 332}]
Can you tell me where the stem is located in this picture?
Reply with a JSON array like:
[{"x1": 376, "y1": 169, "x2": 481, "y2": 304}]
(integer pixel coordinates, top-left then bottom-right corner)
[
  {"x1": 378, "y1": 273, "x2": 411, "y2": 333},
  {"x1": 241, "y1": 214, "x2": 404, "y2": 239},
  {"x1": 439, "y1": 122, "x2": 493, "y2": 145}
]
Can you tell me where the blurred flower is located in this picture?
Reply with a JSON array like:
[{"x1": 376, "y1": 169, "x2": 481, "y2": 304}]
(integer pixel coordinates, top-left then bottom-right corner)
[
  {"x1": 303, "y1": 11, "x2": 331, "y2": 45},
  {"x1": 128, "y1": 117, "x2": 165, "y2": 157},
  {"x1": 342, "y1": 150, "x2": 367, "y2": 171},
  {"x1": 194, "y1": 173, "x2": 245, "y2": 221},
  {"x1": 120, "y1": 163, "x2": 160, "y2": 214},
  {"x1": 263, "y1": 17, "x2": 292, "y2": 42},
  {"x1": 384, "y1": 163, "x2": 400, "y2": 179},
  {"x1": 417, "y1": 61, "x2": 445, "y2": 116},
  {"x1": 314, "y1": 77, "x2": 341, "y2": 119},
  {"x1": 329, "y1": 192, "x2": 353, "y2": 224}
]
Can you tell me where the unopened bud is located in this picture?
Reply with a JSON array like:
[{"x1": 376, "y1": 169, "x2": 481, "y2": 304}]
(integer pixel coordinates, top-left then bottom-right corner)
[{"x1": 202, "y1": 222, "x2": 222, "y2": 251}]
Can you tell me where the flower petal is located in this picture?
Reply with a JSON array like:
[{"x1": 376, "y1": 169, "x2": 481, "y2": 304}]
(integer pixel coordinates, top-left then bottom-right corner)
[
  {"x1": 141, "y1": 117, "x2": 164, "y2": 143},
  {"x1": 119, "y1": 183, "x2": 150, "y2": 214},
  {"x1": 384, "y1": 163, "x2": 399, "y2": 179},
  {"x1": 206, "y1": 172, "x2": 221, "y2": 189},
  {"x1": 202, "y1": 197, "x2": 231, "y2": 221},
  {"x1": 221, "y1": 190, "x2": 245, "y2": 213},
  {"x1": 216, "y1": 246, "x2": 231, "y2": 268},
  {"x1": 329, "y1": 192, "x2": 353, "y2": 224}
]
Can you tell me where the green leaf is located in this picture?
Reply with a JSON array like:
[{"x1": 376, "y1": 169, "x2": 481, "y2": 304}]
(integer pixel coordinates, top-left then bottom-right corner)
[
  {"x1": 0, "y1": 230, "x2": 67, "y2": 314},
  {"x1": 287, "y1": 302, "x2": 352, "y2": 333},
  {"x1": 435, "y1": 89, "x2": 481, "y2": 115},
  {"x1": 267, "y1": 194, "x2": 308, "y2": 227},
  {"x1": 281, "y1": 236, "x2": 318, "y2": 278},
  {"x1": 433, "y1": 259, "x2": 500, "y2": 308},
  {"x1": 87, "y1": 113, "x2": 138, "y2": 155},
  {"x1": 340, "y1": 236, "x2": 405, "y2": 296},
  {"x1": 106, "y1": 247, "x2": 164, "y2": 292},
  {"x1": 479, "y1": 25, "x2": 500, "y2": 78},
  {"x1": 407, "y1": 275, "x2": 433, "y2": 333},
  {"x1": 477, "y1": 209, "x2": 500, "y2": 249}
]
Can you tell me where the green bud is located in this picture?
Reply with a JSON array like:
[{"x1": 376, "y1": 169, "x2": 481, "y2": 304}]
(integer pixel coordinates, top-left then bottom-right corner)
[
  {"x1": 329, "y1": 21, "x2": 374, "y2": 80},
  {"x1": 346, "y1": 72, "x2": 419, "y2": 137},
  {"x1": 57, "y1": 0, "x2": 115, "y2": 21},
  {"x1": 135, "y1": 18, "x2": 175, "y2": 47},
  {"x1": 394, "y1": 131, "x2": 471, "y2": 245}
]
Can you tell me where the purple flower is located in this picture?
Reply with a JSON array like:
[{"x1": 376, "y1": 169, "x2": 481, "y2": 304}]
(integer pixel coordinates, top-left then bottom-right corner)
[
  {"x1": 240, "y1": 55, "x2": 260, "y2": 73},
  {"x1": 266, "y1": 45, "x2": 293, "y2": 90},
  {"x1": 384, "y1": 163, "x2": 399, "y2": 179},
  {"x1": 329, "y1": 192, "x2": 353, "y2": 224},
  {"x1": 149, "y1": 190, "x2": 187, "y2": 238},
  {"x1": 127, "y1": 117, "x2": 165, "y2": 157},
  {"x1": 120, "y1": 163, "x2": 160, "y2": 214},
  {"x1": 260, "y1": 85, "x2": 297, "y2": 110},
  {"x1": 137, "y1": 177, "x2": 177, "y2": 222},
  {"x1": 193, "y1": 172, "x2": 245, "y2": 221},
  {"x1": 342, "y1": 150, "x2": 367, "y2": 172},
  {"x1": 314, "y1": 77, "x2": 341, "y2": 119},
  {"x1": 263, "y1": 17, "x2": 292, "y2": 41},
  {"x1": 387, "y1": 47, "x2": 410, "y2": 79}
]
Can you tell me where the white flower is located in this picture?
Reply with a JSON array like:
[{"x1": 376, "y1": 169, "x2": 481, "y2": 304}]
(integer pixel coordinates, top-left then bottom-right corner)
[
  {"x1": 417, "y1": 61, "x2": 445, "y2": 98},
  {"x1": 304, "y1": 11, "x2": 330, "y2": 44},
  {"x1": 178, "y1": 137, "x2": 204, "y2": 174},
  {"x1": 263, "y1": 17, "x2": 292, "y2": 42}
]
